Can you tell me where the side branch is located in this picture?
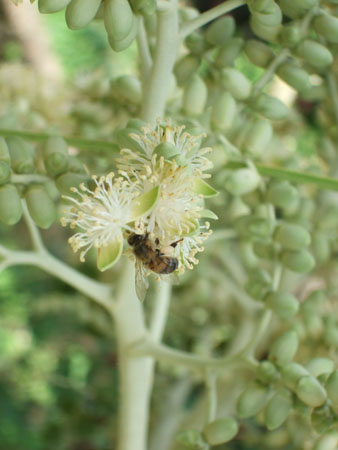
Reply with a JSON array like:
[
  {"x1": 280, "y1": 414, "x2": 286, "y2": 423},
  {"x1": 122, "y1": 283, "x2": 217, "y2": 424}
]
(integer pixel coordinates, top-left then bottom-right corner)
[{"x1": 179, "y1": 0, "x2": 246, "y2": 40}]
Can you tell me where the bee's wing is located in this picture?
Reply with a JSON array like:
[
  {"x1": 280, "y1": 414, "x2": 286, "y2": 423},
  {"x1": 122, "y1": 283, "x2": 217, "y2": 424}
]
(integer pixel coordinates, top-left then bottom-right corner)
[{"x1": 134, "y1": 260, "x2": 149, "y2": 302}]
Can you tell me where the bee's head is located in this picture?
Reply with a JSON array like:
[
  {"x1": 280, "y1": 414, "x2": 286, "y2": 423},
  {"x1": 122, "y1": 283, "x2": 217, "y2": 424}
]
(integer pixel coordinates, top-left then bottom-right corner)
[{"x1": 128, "y1": 233, "x2": 144, "y2": 246}]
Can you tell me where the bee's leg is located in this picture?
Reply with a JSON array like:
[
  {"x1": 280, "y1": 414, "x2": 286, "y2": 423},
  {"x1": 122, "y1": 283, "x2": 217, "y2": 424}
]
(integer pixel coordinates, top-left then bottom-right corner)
[
  {"x1": 155, "y1": 238, "x2": 160, "y2": 246},
  {"x1": 170, "y1": 238, "x2": 183, "y2": 248}
]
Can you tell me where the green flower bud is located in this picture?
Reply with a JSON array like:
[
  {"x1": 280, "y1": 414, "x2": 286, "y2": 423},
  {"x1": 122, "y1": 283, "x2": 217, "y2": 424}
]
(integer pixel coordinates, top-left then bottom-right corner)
[
  {"x1": 211, "y1": 92, "x2": 237, "y2": 131},
  {"x1": 311, "y1": 233, "x2": 330, "y2": 265},
  {"x1": 104, "y1": 0, "x2": 138, "y2": 52},
  {"x1": 239, "y1": 240, "x2": 260, "y2": 268},
  {"x1": 38, "y1": 0, "x2": 71, "y2": 13},
  {"x1": 6, "y1": 137, "x2": 35, "y2": 174},
  {"x1": 205, "y1": 16, "x2": 235, "y2": 46},
  {"x1": 250, "y1": 16, "x2": 280, "y2": 41},
  {"x1": 230, "y1": 197, "x2": 251, "y2": 220},
  {"x1": 113, "y1": 75, "x2": 142, "y2": 104},
  {"x1": 202, "y1": 417, "x2": 239, "y2": 445},
  {"x1": 277, "y1": 63, "x2": 311, "y2": 93},
  {"x1": 264, "y1": 388, "x2": 293, "y2": 430},
  {"x1": 129, "y1": 0, "x2": 156, "y2": 15},
  {"x1": 282, "y1": 362, "x2": 309, "y2": 390},
  {"x1": 269, "y1": 330, "x2": 298, "y2": 366},
  {"x1": 297, "y1": 40, "x2": 333, "y2": 70},
  {"x1": 318, "y1": 137, "x2": 336, "y2": 162},
  {"x1": 279, "y1": 24, "x2": 301, "y2": 47},
  {"x1": 306, "y1": 358, "x2": 334, "y2": 378},
  {"x1": 267, "y1": 181, "x2": 298, "y2": 208},
  {"x1": 324, "y1": 324, "x2": 338, "y2": 348},
  {"x1": 278, "y1": 0, "x2": 317, "y2": 18},
  {"x1": 174, "y1": 55, "x2": 201, "y2": 86},
  {"x1": 244, "y1": 118, "x2": 273, "y2": 157},
  {"x1": 221, "y1": 68, "x2": 251, "y2": 100},
  {"x1": 317, "y1": 206, "x2": 338, "y2": 230},
  {"x1": 314, "y1": 433, "x2": 338, "y2": 450},
  {"x1": 296, "y1": 376, "x2": 326, "y2": 407},
  {"x1": 215, "y1": 38, "x2": 244, "y2": 68},
  {"x1": 258, "y1": 361, "x2": 280, "y2": 384},
  {"x1": 56, "y1": 173, "x2": 89, "y2": 195},
  {"x1": 282, "y1": 249, "x2": 315, "y2": 273},
  {"x1": 251, "y1": 2, "x2": 282, "y2": 27},
  {"x1": 302, "y1": 290, "x2": 325, "y2": 312},
  {"x1": 153, "y1": 143, "x2": 179, "y2": 160},
  {"x1": 0, "y1": 161, "x2": 11, "y2": 185},
  {"x1": 176, "y1": 429, "x2": 205, "y2": 449},
  {"x1": 245, "y1": 268, "x2": 271, "y2": 300},
  {"x1": 0, "y1": 138, "x2": 10, "y2": 164},
  {"x1": 266, "y1": 291, "x2": 299, "y2": 320},
  {"x1": 326, "y1": 371, "x2": 338, "y2": 408},
  {"x1": 248, "y1": 0, "x2": 273, "y2": 14},
  {"x1": 185, "y1": 32, "x2": 206, "y2": 55},
  {"x1": 183, "y1": 75, "x2": 208, "y2": 116},
  {"x1": 65, "y1": 0, "x2": 101, "y2": 29},
  {"x1": 25, "y1": 185, "x2": 56, "y2": 229},
  {"x1": 313, "y1": 13, "x2": 338, "y2": 44},
  {"x1": 126, "y1": 118, "x2": 147, "y2": 130},
  {"x1": 274, "y1": 223, "x2": 311, "y2": 250},
  {"x1": 253, "y1": 240, "x2": 278, "y2": 260},
  {"x1": 0, "y1": 184, "x2": 22, "y2": 225},
  {"x1": 244, "y1": 39, "x2": 273, "y2": 67},
  {"x1": 225, "y1": 168, "x2": 260, "y2": 195},
  {"x1": 44, "y1": 136, "x2": 69, "y2": 177},
  {"x1": 237, "y1": 382, "x2": 269, "y2": 418},
  {"x1": 249, "y1": 217, "x2": 274, "y2": 237},
  {"x1": 251, "y1": 93, "x2": 289, "y2": 120},
  {"x1": 67, "y1": 156, "x2": 86, "y2": 174}
]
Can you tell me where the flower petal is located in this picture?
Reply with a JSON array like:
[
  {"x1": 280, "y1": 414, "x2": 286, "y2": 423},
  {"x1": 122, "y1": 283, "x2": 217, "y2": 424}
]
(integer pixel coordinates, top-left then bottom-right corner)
[
  {"x1": 200, "y1": 209, "x2": 218, "y2": 220},
  {"x1": 193, "y1": 178, "x2": 218, "y2": 197},
  {"x1": 97, "y1": 237, "x2": 123, "y2": 272},
  {"x1": 129, "y1": 185, "x2": 160, "y2": 220}
]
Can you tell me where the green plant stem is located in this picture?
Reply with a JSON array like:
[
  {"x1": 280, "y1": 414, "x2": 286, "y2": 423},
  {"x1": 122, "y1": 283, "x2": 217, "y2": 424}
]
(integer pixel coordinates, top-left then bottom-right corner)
[
  {"x1": 12, "y1": 173, "x2": 51, "y2": 184},
  {"x1": 206, "y1": 371, "x2": 218, "y2": 423},
  {"x1": 22, "y1": 200, "x2": 46, "y2": 253},
  {"x1": 149, "y1": 281, "x2": 172, "y2": 340},
  {"x1": 137, "y1": 18, "x2": 152, "y2": 82},
  {"x1": 227, "y1": 160, "x2": 338, "y2": 191},
  {"x1": 130, "y1": 338, "x2": 258, "y2": 372},
  {"x1": 0, "y1": 245, "x2": 114, "y2": 315},
  {"x1": 114, "y1": 259, "x2": 152, "y2": 450},
  {"x1": 141, "y1": 0, "x2": 179, "y2": 122},
  {"x1": 327, "y1": 72, "x2": 338, "y2": 126},
  {"x1": 253, "y1": 48, "x2": 289, "y2": 94},
  {"x1": 179, "y1": 0, "x2": 246, "y2": 39},
  {"x1": 0, "y1": 128, "x2": 119, "y2": 154}
]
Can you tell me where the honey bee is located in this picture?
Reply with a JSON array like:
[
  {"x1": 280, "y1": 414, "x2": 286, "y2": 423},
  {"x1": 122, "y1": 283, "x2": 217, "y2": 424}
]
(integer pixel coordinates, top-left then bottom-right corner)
[{"x1": 128, "y1": 233, "x2": 180, "y2": 301}]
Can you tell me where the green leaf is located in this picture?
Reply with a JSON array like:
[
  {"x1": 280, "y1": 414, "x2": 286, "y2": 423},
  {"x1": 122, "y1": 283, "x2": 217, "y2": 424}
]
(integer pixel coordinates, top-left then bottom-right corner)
[
  {"x1": 200, "y1": 209, "x2": 218, "y2": 219},
  {"x1": 129, "y1": 186, "x2": 160, "y2": 220},
  {"x1": 193, "y1": 178, "x2": 218, "y2": 197},
  {"x1": 97, "y1": 237, "x2": 123, "y2": 271}
]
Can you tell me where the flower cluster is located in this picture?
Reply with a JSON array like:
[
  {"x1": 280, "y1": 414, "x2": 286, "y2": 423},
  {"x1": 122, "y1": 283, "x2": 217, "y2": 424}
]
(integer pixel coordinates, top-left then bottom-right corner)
[{"x1": 62, "y1": 120, "x2": 217, "y2": 289}]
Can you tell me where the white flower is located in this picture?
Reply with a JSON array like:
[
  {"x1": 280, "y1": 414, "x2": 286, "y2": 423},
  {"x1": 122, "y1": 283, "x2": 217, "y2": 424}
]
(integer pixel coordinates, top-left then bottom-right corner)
[{"x1": 61, "y1": 173, "x2": 141, "y2": 262}]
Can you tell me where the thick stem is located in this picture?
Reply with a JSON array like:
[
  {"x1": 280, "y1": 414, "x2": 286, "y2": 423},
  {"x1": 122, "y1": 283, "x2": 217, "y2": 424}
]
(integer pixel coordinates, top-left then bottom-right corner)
[
  {"x1": 141, "y1": 0, "x2": 178, "y2": 122},
  {"x1": 114, "y1": 259, "x2": 153, "y2": 450}
]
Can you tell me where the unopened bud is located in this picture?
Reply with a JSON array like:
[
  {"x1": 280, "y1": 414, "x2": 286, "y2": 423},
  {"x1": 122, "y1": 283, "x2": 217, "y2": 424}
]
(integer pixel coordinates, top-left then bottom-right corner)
[
  {"x1": 225, "y1": 168, "x2": 260, "y2": 195},
  {"x1": 25, "y1": 185, "x2": 56, "y2": 229},
  {"x1": 176, "y1": 429, "x2": 205, "y2": 449},
  {"x1": 251, "y1": 2, "x2": 282, "y2": 27},
  {"x1": 264, "y1": 388, "x2": 293, "y2": 430},
  {"x1": 296, "y1": 375, "x2": 326, "y2": 407},
  {"x1": 250, "y1": 16, "x2": 280, "y2": 41},
  {"x1": 202, "y1": 417, "x2": 239, "y2": 445},
  {"x1": 185, "y1": 32, "x2": 206, "y2": 55},
  {"x1": 174, "y1": 55, "x2": 201, "y2": 86},
  {"x1": 297, "y1": 40, "x2": 333, "y2": 70},
  {"x1": 313, "y1": 13, "x2": 338, "y2": 44},
  {"x1": 277, "y1": 63, "x2": 311, "y2": 93},
  {"x1": 0, "y1": 184, "x2": 22, "y2": 225},
  {"x1": 129, "y1": 0, "x2": 156, "y2": 15},
  {"x1": 65, "y1": 0, "x2": 101, "y2": 29},
  {"x1": 56, "y1": 172, "x2": 88, "y2": 195},
  {"x1": 38, "y1": 0, "x2": 71, "y2": 13},
  {"x1": 211, "y1": 92, "x2": 237, "y2": 131},
  {"x1": 251, "y1": 93, "x2": 289, "y2": 120},
  {"x1": 258, "y1": 360, "x2": 279, "y2": 384},
  {"x1": 221, "y1": 68, "x2": 251, "y2": 100},
  {"x1": 326, "y1": 371, "x2": 338, "y2": 408},
  {"x1": 0, "y1": 138, "x2": 10, "y2": 164},
  {"x1": 311, "y1": 233, "x2": 330, "y2": 265},
  {"x1": 244, "y1": 118, "x2": 273, "y2": 157},
  {"x1": 282, "y1": 362, "x2": 309, "y2": 390},
  {"x1": 266, "y1": 291, "x2": 299, "y2": 320},
  {"x1": 115, "y1": 128, "x2": 143, "y2": 152},
  {"x1": 279, "y1": 24, "x2": 301, "y2": 47},
  {"x1": 311, "y1": 404, "x2": 335, "y2": 434},
  {"x1": 314, "y1": 433, "x2": 338, "y2": 450},
  {"x1": 279, "y1": 0, "x2": 317, "y2": 18},
  {"x1": 282, "y1": 249, "x2": 315, "y2": 273},
  {"x1": 205, "y1": 16, "x2": 235, "y2": 46},
  {"x1": 183, "y1": 75, "x2": 208, "y2": 116},
  {"x1": 253, "y1": 240, "x2": 278, "y2": 260},
  {"x1": 0, "y1": 161, "x2": 11, "y2": 185},
  {"x1": 6, "y1": 136, "x2": 35, "y2": 174},
  {"x1": 104, "y1": 0, "x2": 138, "y2": 52},
  {"x1": 215, "y1": 38, "x2": 244, "y2": 68},
  {"x1": 244, "y1": 39, "x2": 273, "y2": 67},
  {"x1": 245, "y1": 268, "x2": 271, "y2": 300},
  {"x1": 236, "y1": 383, "x2": 269, "y2": 418},
  {"x1": 269, "y1": 330, "x2": 298, "y2": 366},
  {"x1": 153, "y1": 143, "x2": 179, "y2": 160},
  {"x1": 113, "y1": 75, "x2": 142, "y2": 104},
  {"x1": 274, "y1": 223, "x2": 311, "y2": 250},
  {"x1": 267, "y1": 181, "x2": 298, "y2": 208},
  {"x1": 44, "y1": 136, "x2": 69, "y2": 177},
  {"x1": 306, "y1": 358, "x2": 334, "y2": 378}
]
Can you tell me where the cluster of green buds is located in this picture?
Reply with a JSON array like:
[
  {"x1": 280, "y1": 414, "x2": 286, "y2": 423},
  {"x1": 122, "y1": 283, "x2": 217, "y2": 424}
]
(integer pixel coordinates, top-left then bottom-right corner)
[
  {"x1": 37, "y1": 0, "x2": 155, "y2": 52},
  {"x1": 0, "y1": 135, "x2": 86, "y2": 229}
]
